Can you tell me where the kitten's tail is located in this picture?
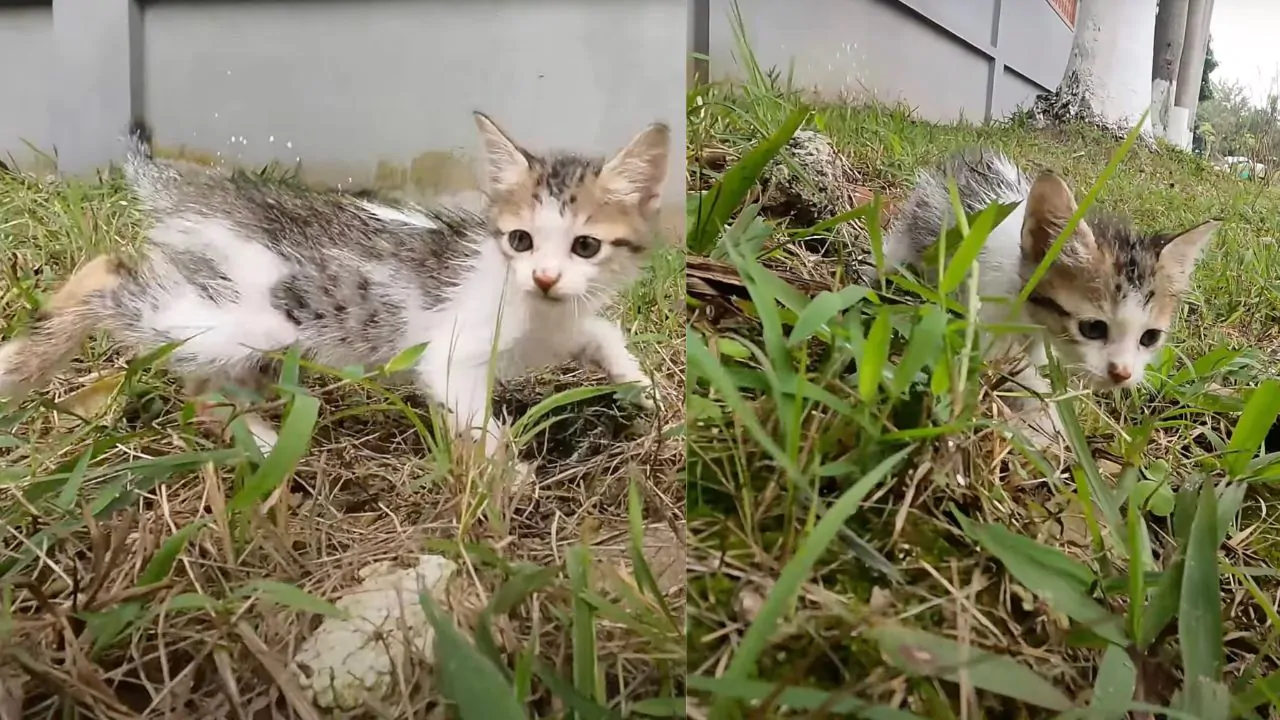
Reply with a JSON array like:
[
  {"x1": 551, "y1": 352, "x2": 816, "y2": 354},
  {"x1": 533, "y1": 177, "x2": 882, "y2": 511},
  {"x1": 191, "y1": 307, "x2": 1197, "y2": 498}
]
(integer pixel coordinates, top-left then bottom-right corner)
[
  {"x1": 879, "y1": 148, "x2": 1029, "y2": 278},
  {"x1": 122, "y1": 119, "x2": 176, "y2": 211},
  {"x1": 0, "y1": 255, "x2": 124, "y2": 398}
]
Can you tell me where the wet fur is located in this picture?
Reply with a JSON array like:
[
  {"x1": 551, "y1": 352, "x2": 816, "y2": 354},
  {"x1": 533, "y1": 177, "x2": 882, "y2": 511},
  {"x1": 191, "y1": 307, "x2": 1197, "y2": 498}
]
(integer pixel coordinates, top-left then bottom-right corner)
[
  {"x1": 883, "y1": 148, "x2": 1218, "y2": 391},
  {"x1": 0, "y1": 113, "x2": 671, "y2": 458}
]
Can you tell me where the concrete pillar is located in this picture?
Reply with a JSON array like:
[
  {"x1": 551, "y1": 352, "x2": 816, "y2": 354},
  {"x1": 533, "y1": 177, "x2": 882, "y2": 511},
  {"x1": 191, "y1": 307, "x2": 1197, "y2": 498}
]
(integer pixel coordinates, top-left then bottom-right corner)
[
  {"x1": 1151, "y1": 0, "x2": 1189, "y2": 138},
  {"x1": 1168, "y1": 106, "x2": 1191, "y2": 148},
  {"x1": 49, "y1": 0, "x2": 142, "y2": 175},
  {"x1": 1174, "y1": 0, "x2": 1211, "y2": 112},
  {"x1": 1187, "y1": 0, "x2": 1215, "y2": 132},
  {"x1": 688, "y1": 0, "x2": 709, "y2": 87}
]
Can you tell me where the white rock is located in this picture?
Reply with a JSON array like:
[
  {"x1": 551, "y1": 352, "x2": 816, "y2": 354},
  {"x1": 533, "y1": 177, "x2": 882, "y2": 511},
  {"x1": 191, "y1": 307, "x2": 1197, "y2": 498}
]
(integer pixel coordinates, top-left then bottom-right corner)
[{"x1": 290, "y1": 554, "x2": 458, "y2": 710}]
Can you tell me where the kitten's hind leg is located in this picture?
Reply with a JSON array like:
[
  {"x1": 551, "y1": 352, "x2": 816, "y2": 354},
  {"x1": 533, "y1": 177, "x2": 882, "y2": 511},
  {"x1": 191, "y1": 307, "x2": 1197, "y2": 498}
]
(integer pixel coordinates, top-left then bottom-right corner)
[
  {"x1": 574, "y1": 316, "x2": 654, "y2": 410},
  {"x1": 0, "y1": 254, "x2": 125, "y2": 399}
]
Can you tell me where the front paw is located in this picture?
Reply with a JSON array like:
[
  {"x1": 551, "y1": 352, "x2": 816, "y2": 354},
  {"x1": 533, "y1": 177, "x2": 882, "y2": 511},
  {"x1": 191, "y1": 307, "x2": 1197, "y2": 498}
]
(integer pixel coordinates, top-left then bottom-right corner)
[{"x1": 615, "y1": 376, "x2": 656, "y2": 411}]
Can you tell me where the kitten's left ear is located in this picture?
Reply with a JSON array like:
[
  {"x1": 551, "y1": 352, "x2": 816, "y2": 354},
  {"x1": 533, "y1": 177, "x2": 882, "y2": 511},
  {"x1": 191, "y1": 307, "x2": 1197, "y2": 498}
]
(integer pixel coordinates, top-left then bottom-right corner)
[
  {"x1": 599, "y1": 122, "x2": 670, "y2": 215},
  {"x1": 1158, "y1": 219, "x2": 1220, "y2": 291}
]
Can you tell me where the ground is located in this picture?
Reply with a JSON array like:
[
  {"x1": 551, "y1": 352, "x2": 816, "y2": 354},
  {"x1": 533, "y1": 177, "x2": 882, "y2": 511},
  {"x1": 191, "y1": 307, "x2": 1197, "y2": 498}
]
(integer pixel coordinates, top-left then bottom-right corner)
[
  {"x1": 0, "y1": 162, "x2": 686, "y2": 718},
  {"x1": 686, "y1": 68, "x2": 1280, "y2": 718}
]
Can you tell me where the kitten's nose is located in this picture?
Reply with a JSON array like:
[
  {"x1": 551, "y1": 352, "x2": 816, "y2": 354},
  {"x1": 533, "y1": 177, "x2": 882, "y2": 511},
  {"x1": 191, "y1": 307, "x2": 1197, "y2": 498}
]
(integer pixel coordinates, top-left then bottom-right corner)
[
  {"x1": 1107, "y1": 363, "x2": 1132, "y2": 384},
  {"x1": 532, "y1": 270, "x2": 560, "y2": 293}
]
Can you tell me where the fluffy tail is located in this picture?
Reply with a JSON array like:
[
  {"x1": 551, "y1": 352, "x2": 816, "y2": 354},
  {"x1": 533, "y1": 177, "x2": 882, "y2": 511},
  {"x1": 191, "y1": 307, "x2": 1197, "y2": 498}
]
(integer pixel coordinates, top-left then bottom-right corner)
[
  {"x1": 122, "y1": 119, "x2": 176, "y2": 210},
  {"x1": 0, "y1": 255, "x2": 124, "y2": 398},
  {"x1": 879, "y1": 148, "x2": 1029, "y2": 277}
]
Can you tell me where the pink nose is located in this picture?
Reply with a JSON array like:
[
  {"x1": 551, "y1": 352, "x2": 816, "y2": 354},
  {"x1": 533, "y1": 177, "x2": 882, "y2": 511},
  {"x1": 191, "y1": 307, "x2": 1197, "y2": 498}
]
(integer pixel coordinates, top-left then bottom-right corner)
[
  {"x1": 1107, "y1": 363, "x2": 1132, "y2": 384},
  {"x1": 532, "y1": 271, "x2": 560, "y2": 293}
]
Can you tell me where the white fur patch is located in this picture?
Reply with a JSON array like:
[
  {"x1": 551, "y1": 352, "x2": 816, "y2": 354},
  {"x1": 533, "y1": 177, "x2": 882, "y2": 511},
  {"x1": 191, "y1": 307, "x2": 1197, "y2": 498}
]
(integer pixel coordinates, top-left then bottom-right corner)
[
  {"x1": 0, "y1": 339, "x2": 27, "y2": 397},
  {"x1": 141, "y1": 217, "x2": 299, "y2": 365},
  {"x1": 356, "y1": 200, "x2": 438, "y2": 229}
]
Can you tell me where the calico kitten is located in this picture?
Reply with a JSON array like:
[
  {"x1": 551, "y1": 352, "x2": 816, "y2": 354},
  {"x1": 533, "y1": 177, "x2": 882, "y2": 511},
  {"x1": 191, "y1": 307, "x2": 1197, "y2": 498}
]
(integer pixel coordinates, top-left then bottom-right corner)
[
  {"x1": 0, "y1": 113, "x2": 669, "y2": 460},
  {"x1": 882, "y1": 148, "x2": 1218, "y2": 393}
]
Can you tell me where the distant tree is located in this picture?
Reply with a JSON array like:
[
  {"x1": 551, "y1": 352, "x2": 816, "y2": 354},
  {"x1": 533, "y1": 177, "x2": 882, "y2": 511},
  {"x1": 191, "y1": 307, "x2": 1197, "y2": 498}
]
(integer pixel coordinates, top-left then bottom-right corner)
[{"x1": 1200, "y1": 38, "x2": 1218, "y2": 101}]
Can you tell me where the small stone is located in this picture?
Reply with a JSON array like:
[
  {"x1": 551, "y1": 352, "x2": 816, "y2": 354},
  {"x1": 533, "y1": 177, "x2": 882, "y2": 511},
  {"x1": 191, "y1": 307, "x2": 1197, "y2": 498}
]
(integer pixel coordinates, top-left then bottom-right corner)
[{"x1": 290, "y1": 554, "x2": 458, "y2": 711}]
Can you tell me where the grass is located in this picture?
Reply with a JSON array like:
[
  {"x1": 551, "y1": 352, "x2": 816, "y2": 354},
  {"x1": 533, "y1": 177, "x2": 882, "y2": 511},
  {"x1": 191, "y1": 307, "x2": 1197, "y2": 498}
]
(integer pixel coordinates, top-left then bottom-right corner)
[
  {"x1": 686, "y1": 41, "x2": 1280, "y2": 720},
  {"x1": 0, "y1": 159, "x2": 686, "y2": 717}
]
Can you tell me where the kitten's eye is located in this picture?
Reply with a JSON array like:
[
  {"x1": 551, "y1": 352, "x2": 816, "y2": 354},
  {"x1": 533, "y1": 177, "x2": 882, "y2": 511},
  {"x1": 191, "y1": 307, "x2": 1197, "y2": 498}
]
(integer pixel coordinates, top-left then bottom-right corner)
[
  {"x1": 507, "y1": 230, "x2": 533, "y2": 253},
  {"x1": 571, "y1": 235, "x2": 602, "y2": 259},
  {"x1": 1077, "y1": 319, "x2": 1108, "y2": 340},
  {"x1": 1139, "y1": 328, "x2": 1163, "y2": 348}
]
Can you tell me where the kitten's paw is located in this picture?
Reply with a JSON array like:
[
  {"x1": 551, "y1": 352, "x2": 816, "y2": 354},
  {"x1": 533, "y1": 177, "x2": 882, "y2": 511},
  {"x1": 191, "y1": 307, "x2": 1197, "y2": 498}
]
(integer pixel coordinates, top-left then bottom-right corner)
[
  {"x1": 512, "y1": 460, "x2": 536, "y2": 493},
  {"x1": 243, "y1": 413, "x2": 280, "y2": 456},
  {"x1": 615, "y1": 376, "x2": 656, "y2": 411}
]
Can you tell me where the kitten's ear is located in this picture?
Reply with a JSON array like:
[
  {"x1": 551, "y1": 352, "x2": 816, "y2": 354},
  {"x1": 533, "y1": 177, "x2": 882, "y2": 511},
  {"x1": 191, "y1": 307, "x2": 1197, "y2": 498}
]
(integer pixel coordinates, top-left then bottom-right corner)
[
  {"x1": 1158, "y1": 219, "x2": 1219, "y2": 292},
  {"x1": 599, "y1": 122, "x2": 670, "y2": 215},
  {"x1": 474, "y1": 112, "x2": 530, "y2": 193},
  {"x1": 1021, "y1": 170, "x2": 1088, "y2": 261}
]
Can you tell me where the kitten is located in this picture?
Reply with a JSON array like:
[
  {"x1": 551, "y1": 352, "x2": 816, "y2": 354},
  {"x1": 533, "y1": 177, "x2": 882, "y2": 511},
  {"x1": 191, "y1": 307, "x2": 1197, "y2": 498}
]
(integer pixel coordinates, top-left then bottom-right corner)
[
  {"x1": 882, "y1": 148, "x2": 1218, "y2": 395},
  {"x1": 0, "y1": 112, "x2": 670, "y2": 461}
]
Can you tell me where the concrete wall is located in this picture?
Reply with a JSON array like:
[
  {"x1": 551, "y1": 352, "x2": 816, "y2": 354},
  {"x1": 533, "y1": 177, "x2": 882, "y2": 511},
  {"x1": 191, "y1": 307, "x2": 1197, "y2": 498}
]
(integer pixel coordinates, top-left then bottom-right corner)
[
  {"x1": 702, "y1": 0, "x2": 1075, "y2": 123},
  {"x1": 0, "y1": 5, "x2": 55, "y2": 168},
  {"x1": 0, "y1": 0, "x2": 686, "y2": 213}
]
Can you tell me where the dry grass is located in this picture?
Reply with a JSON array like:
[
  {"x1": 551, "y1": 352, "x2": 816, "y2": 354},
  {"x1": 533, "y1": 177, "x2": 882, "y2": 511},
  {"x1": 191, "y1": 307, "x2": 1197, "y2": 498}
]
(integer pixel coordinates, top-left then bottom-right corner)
[{"x1": 0, "y1": 163, "x2": 687, "y2": 718}]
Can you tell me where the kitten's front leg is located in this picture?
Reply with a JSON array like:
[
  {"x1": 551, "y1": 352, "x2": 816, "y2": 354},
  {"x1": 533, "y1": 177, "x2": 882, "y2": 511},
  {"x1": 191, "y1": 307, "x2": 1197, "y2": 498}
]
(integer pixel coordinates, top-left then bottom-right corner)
[
  {"x1": 416, "y1": 356, "x2": 507, "y2": 458},
  {"x1": 575, "y1": 316, "x2": 654, "y2": 409}
]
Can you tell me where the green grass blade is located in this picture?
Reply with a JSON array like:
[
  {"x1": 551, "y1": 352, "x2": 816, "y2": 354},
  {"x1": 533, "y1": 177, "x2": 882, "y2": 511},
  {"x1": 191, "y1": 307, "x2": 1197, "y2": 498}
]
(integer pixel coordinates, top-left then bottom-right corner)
[
  {"x1": 1051, "y1": 374, "x2": 1128, "y2": 558},
  {"x1": 938, "y1": 201, "x2": 1018, "y2": 295},
  {"x1": 1224, "y1": 378, "x2": 1280, "y2": 478},
  {"x1": 383, "y1": 341, "x2": 429, "y2": 375},
  {"x1": 859, "y1": 308, "x2": 892, "y2": 403},
  {"x1": 958, "y1": 516, "x2": 1124, "y2": 645},
  {"x1": 1179, "y1": 478, "x2": 1224, "y2": 707},
  {"x1": 420, "y1": 589, "x2": 527, "y2": 720},
  {"x1": 891, "y1": 305, "x2": 947, "y2": 397},
  {"x1": 236, "y1": 580, "x2": 344, "y2": 618},
  {"x1": 689, "y1": 105, "x2": 810, "y2": 254},
  {"x1": 869, "y1": 625, "x2": 1072, "y2": 711},
  {"x1": 708, "y1": 445, "x2": 914, "y2": 719},
  {"x1": 227, "y1": 392, "x2": 319, "y2": 512},
  {"x1": 137, "y1": 520, "x2": 206, "y2": 586},
  {"x1": 1089, "y1": 645, "x2": 1137, "y2": 720},
  {"x1": 1138, "y1": 557, "x2": 1184, "y2": 650},
  {"x1": 567, "y1": 544, "x2": 601, "y2": 714},
  {"x1": 511, "y1": 385, "x2": 623, "y2": 442},
  {"x1": 627, "y1": 479, "x2": 676, "y2": 624},
  {"x1": 787, "y1": 286, "x2": 872, "y2": 347},
  {"x1": 687, "y1": 329, "x2": 802, "y2": 480}
]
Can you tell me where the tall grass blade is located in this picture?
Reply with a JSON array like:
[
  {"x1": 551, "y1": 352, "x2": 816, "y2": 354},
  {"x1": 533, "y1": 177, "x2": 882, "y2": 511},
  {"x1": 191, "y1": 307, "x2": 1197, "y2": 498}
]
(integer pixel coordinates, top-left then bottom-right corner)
[{"x1": 689, "y1": 106, "x2": 809, "y2": 254}]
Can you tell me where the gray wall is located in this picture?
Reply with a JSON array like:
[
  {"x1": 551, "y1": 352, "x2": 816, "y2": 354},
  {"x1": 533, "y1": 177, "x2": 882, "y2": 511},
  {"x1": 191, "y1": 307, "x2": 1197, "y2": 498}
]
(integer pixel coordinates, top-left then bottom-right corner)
[
  {"x1": 0, "y1": 6, "x2": 55, "y2": 168},
  {"x1": 702, "y1": 0, "x2": 1075, "y2": 122},
  {"x1": 0, "y1": 0, "x2": 686, "y2": 217}
]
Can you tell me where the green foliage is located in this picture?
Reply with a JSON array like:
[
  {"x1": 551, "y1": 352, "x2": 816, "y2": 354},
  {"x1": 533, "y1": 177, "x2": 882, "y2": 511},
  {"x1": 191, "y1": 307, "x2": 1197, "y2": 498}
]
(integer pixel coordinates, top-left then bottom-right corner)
[{"x1": 687, "y1": 35, "x2": 1280, "y2": 715}]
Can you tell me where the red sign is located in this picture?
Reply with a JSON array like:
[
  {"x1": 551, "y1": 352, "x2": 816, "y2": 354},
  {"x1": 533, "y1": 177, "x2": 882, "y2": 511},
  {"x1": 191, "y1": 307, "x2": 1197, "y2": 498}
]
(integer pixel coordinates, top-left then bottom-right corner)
[{"x1": 1047, "y1": 0, "x2": 1078, "y2": 28}]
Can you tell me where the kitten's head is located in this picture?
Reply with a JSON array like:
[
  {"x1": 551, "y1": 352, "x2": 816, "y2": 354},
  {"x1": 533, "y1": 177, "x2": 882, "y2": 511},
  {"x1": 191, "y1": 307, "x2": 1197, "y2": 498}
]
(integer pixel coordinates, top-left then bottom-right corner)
[
  {"x1": 1019, "y1": 171, "x2": 1218, "y2": 389},
  {"x1": 472, "y1": 112, "x2": 669, "y2": 302}
]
